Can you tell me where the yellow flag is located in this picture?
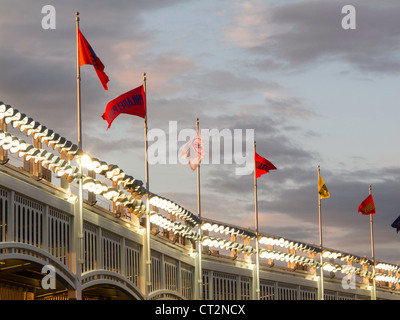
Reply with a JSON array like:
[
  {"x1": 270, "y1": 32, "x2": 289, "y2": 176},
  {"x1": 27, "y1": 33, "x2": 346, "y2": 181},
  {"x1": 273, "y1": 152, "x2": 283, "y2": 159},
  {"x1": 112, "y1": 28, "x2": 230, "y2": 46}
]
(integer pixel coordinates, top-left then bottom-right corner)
[{"x1": 318, "y1": 175, "x2": 330, "y2": 198}]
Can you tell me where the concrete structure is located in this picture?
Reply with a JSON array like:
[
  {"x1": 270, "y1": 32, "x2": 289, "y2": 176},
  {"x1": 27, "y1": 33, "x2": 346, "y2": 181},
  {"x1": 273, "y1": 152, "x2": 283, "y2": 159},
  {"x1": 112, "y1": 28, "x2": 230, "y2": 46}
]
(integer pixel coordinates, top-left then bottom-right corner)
[{"x1": 0, "y1": 102, "x2": 399, "y2": 300}]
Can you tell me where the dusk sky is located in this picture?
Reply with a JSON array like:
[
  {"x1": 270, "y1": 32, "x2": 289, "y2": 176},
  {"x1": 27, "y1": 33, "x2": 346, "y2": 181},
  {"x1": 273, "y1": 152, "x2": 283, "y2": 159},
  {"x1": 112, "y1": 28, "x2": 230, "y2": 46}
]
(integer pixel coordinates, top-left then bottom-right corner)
[{"x1": 1, "y1": 0, "x2": 400, "y2": 264}]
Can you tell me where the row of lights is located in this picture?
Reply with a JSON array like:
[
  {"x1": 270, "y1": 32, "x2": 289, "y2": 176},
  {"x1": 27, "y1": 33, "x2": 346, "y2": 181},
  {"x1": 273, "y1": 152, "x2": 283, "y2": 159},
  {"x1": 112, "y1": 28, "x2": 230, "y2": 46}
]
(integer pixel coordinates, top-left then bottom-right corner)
[
  {"x1": 322, "y1": 250, "x2": 373, "y2": 266},
  {"x1": 260, "y1": 249, "x2": 321, "y2": 267},
  {"x1": 149, "y1": 195, "x2": 201, "y2": 226},
  {"x1": 322, "y1": 263, "x2": 372, "y2": 278},
  {"x1": 375, "y1": 273, "x2": 400, "y2": 284},
  {"x1": 322, "y1": 251, "x2": 342, "y2": 260},
  {"x1": 0, "y1": 129, "x2": 146, "y2": 216},
  {"x1": 2, "y1": 102, "x2": 400, "y2": 279},
  {"x1": 0, "y1": 104, "x2": 147, "y2": 198},
  {"x1": 149, "y1": 212, "x2": 201, "y2": 241},
  {"x1": 376, "y1": 263, "x2": 400, "y2": 272},
  {"x1": 259, "y1": 236, "x2": 319, "y2": 253},
  {"x1": 201, "y1": 222, "x2": 255, "y2": 239},
  {"x1": 202, "y1": 236, "x2": 255, "y2": 254},
  {"x1": 0, "y1": 102, "x2": 194, "y2": 224},
  {"x1": 0, "y1": 130, "x2": 79, "y2": 179},
  {"x1": 81, "y1": 177, "x2": 146, "y2": 215},
  {"x1": 0, "y1": 103, "x2": 79, "y2": 160},
  {"x1": 80, "y1": 153, "x2": 147, "y2": 197}
]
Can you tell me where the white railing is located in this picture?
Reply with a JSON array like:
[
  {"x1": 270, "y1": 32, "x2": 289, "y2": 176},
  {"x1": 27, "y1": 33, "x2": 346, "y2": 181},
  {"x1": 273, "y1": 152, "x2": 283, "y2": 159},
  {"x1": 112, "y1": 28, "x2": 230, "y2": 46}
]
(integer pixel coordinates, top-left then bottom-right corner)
[{"x1": 48, "y1": 208, "x2": 71, "y2": 268}]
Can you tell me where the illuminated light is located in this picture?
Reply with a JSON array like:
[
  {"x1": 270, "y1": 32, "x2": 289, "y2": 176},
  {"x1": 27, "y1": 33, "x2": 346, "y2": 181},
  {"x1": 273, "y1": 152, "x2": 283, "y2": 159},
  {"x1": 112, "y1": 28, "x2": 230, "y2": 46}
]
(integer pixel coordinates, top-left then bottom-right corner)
[
  {"x1": 259, "y1": 237, "x2": 267, "y2": 244},
  {"x1": 17, "y1": 117, "x2": 32, "y2": 132},
  {"x1": 47, "y1": 133, "x2": 61, "y2": 149},
  {"x1": 41, "y1": 153, "x2": 56, "y2": 167},
  {"x1": 105, "y1": 165, "x2": 118, "y2": 179},
  {"x1": 0, "y1": 103, "x2": 10, "y2": 117},
  {"x1": 56, "y1": 165, "x2": 77, "y2": 177},
  {"x1": 201, "y1": 223, "x2": 211, "y2": 230},
  {"x1": 65, "y1": 144, "x2": 79, "y2": 156},
  {"x1": 323, "y1": 264, "x2": 332, "y2": 271},
  {"x1": 25, "y1": 148, "x2": 41, "y2": 160},
  {"x1": 2, "y1": 138, "x2": 19, "y2": 151},
  {"x1": 124, "y1": 178, "x2": 144, "y2": 193},
  {"x1": 9, "y1": 139, "x2": 25, "y2": 153},
  {"x1": 149, "y1": 196, "x2": 158, "y2": 206},
  {"x1": 58, "y1": 140, "x2": 73, "y2": 152},
  {"x1": 223, "y1": 226, "x2": 231, "y2": 234},
  {"x1": 112, "y1": 171, "x2": 125, "y2": 182},
  {"x1": 284, "y1": 240, "x2": 290, "y2": 248},
  {"x1": 54, "y1": 136, "x2": 66, "y2": 149},
  {"x1": 0, "y1": 104, "x2": 15, "y2": 119},
  {"x1": 102, "y1": 187, "x2": 120, "y2": 200},
  {"x1": 32, "y1": 126, "x2": 48, "y2": 140},
  {"x1": 4, "y1": 110, "x2": 22, "y2": 124},
  {"x1": 32, "y1": 149, "x2": 47, "y2": 163},
  {"x1": 82, "y1": 178, "x2": 96, "y2": 189},
  {"x1": 0, "y1": 131, "x2": 12, "y2": 144},
  {"x1": 12, "y1": 114, "x2": 28, "y2": 128},
  {"x1": 40, "y1": 128, "x2": 54, "y2": 142},
  {"x1": 87, "y1": 158, "x2": 103, "y2": 172},
  {"x1": 80, "y1": 153, "x2": 92, "y2": 168},
  {"x1": 25, "y1": 122, "x2": 41, "y2": 136},
  {"x1": 50, "y1": 158, "x2": 67, "y2": 170}
]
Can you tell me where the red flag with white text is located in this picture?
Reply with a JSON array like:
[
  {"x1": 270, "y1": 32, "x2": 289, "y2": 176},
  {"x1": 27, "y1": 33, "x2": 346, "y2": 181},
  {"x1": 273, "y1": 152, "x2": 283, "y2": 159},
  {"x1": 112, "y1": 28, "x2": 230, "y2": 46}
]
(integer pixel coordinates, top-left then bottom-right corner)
[{"x1": 102, "y1": 85, "x2": 146, "y2": 129}]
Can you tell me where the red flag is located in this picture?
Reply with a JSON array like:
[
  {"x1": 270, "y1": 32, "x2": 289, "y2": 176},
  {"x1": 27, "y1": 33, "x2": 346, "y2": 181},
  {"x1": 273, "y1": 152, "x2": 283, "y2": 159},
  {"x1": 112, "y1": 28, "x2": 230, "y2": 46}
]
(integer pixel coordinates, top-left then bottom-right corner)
[
  {"x1": 255, "y1": 152, "x2": 276, "y2": 178},
  {"x1": 102, "y1": 85, "x2": 146, "y2": 129},
  {"x1": 78, "y1": 27, "x2": 109, "y2": 90},
  {"x1": 358, "y1": 194, "x2": 375, "y2": 215}
]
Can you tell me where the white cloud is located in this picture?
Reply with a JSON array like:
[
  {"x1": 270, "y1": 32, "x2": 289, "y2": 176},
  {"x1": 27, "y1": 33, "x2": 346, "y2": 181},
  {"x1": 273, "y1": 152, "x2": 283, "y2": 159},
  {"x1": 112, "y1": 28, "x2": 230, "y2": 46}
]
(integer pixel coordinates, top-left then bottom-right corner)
[{"x1": 223, "y1": 0, "x2": 271, "y2": 48}]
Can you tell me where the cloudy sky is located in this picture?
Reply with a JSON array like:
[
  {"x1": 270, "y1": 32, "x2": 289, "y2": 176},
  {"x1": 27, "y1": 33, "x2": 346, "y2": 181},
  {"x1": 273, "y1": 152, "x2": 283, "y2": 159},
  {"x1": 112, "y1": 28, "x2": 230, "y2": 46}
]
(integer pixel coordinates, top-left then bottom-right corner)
[{"x1": 1, "y1": 0, "x2": 400, "y2": 264}]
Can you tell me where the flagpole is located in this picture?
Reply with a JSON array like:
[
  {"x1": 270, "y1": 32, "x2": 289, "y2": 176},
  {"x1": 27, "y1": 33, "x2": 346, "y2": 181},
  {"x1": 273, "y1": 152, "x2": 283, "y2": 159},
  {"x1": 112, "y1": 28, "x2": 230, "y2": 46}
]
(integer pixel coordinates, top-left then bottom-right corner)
[
  {"x1": 196, "y1": 117, "x2": 203, "y2": 300},
  {"x1": 254, "y1": 141, "x2": 260, "y2": 300},
  {"x1": 317, "y1": 165, "x2": 324, "y2": 300},
  {"x1": 75, "y1": 11, "x2": 84, "y2": 300},
  {"x1": 143, "y1": 73, "x2": 152, "y2": 297},
  {"x1": 369, "y1": 184, "x2": 376, "y2": 300}
]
